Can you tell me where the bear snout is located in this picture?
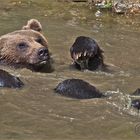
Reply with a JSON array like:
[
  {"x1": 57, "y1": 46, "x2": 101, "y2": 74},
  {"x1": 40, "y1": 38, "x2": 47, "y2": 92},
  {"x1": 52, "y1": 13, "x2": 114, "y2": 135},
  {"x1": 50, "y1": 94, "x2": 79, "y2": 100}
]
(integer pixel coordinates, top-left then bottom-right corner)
[{"x1": 37, "y1": 47, "x2": 50, "y2": 61}]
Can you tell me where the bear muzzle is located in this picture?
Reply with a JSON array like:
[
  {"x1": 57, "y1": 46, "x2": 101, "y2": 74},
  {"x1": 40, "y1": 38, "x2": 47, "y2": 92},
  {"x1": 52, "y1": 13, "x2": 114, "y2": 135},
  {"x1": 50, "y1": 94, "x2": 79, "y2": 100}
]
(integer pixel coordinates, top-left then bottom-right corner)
[{"x1": 37, "y1": 47, "x2": 50, "y2": 62}]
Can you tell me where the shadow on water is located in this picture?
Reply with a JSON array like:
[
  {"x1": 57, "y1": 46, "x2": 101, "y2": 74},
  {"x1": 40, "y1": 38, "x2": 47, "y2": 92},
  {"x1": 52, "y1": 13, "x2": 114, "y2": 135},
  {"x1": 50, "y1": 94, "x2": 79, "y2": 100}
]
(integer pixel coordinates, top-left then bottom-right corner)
[{"x1": 0, "y1": 0, "x2": 140, "y2": 140}]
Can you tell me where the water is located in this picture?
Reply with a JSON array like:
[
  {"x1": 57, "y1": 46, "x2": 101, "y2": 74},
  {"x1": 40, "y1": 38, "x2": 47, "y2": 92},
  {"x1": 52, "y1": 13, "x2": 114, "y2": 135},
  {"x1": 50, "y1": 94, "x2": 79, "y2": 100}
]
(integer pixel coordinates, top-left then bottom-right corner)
[{"x1": 0, "y1": 0, "x2": 140, "y2": 139}]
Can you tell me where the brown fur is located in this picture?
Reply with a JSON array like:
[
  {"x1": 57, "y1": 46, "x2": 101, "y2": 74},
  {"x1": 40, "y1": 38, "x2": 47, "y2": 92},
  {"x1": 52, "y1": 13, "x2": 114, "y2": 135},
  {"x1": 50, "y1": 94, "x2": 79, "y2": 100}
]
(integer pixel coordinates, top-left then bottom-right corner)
[
  {"x1": 22, "y1": 19, "x2": 42, "y2": 32},
  {"x1": 0, "y1": 19, "x2": 52, "y2": 72}
]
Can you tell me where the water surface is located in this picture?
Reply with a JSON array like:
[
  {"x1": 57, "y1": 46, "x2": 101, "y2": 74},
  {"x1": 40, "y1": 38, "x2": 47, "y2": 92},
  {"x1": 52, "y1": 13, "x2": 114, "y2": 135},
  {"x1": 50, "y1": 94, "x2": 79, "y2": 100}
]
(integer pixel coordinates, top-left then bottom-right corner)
[{"x1": 0, "y1": 0, "x2": 140, "y2": 140}]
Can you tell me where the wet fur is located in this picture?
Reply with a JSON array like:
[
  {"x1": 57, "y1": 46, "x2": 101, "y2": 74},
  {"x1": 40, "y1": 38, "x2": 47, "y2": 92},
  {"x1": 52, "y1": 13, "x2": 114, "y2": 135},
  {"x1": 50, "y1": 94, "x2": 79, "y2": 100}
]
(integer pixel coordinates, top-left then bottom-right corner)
[
  {"x1": 70, "y1": 36, "x2": 107, "y2": 71},
  {"x1": 55, "y1": 79, "x2": 105, "y2": 99},
  {"x1": 0, "y1": 69, "x2": 24, "y2": 88},
  {"x1": 0, "y1": 19, "x2": 53, "y2": 72}
]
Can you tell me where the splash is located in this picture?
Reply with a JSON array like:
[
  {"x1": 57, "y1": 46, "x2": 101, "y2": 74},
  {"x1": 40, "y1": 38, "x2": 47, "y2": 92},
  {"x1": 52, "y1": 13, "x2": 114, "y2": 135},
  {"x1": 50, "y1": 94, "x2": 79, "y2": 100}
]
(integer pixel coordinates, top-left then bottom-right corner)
[{"x1": 105, "y1": 89, "x2": 140, "y2": 117}]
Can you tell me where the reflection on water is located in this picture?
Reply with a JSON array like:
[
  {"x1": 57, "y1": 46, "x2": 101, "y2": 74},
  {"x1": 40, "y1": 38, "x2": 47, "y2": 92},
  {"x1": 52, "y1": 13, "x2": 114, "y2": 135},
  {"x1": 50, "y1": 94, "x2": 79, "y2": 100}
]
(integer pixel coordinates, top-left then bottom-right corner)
[{"x1": 0, "y1": 0, "x2": 140, "y2": 139}]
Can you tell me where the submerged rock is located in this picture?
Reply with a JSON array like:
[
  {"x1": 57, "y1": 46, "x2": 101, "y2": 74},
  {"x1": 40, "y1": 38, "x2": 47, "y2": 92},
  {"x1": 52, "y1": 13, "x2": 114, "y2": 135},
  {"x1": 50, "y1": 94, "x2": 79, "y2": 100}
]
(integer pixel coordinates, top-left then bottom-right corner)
[
  {"x1": 55, "y1": 79, "x2": 105, "y2": 99},
  {"x1": 89, "y1": 0, "x2": 140, "y2": 14},
  {"x1": 0, "y1": 69, "x2": 24, "y2": 88},
  {"x1": 113, "y1": 0, "x2": 140, "y2": 14}
]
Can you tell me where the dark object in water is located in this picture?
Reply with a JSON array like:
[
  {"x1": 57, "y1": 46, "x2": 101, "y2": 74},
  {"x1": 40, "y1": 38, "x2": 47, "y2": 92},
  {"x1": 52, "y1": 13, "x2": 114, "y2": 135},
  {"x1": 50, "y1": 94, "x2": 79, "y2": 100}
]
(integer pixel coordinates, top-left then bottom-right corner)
[
  {"x1": 131, "y1": 99, "x2": 140, "y2": 112},
  {"x1": 0, "y1": 69, "x2": 24, "y2": 88},
  {"x1": 131, "y1": 88, "x2": 140, "y2": 96},
  {"x1": 55, "y1": 79, "x2": 105, "y2": 99},
  {"x1": 70, "y1": 36, "x2": 106, "y2": 71}
]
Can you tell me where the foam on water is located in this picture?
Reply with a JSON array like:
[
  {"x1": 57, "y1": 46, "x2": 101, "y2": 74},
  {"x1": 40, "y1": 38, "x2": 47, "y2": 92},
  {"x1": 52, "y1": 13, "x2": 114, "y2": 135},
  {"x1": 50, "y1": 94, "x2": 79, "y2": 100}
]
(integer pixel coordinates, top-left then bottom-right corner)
[{"x1": 105, "y1": 89, "x2": 140, "y2": 117}]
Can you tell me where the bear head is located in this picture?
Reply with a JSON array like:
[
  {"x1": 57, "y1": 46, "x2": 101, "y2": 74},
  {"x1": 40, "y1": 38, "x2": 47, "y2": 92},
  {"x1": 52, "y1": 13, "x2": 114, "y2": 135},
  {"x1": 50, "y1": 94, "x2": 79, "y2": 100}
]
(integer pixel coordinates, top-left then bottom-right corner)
[
  {"x1": 70, "y1": 36, "x2": 105, "y2": 71},
  {"x1": 0, "y1": 19, "x2": 53, "y2": 72}
]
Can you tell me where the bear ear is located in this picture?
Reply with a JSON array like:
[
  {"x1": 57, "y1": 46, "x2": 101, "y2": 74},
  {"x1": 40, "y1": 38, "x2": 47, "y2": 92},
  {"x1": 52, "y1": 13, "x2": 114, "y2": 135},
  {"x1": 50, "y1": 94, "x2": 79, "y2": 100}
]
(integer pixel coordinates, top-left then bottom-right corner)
[{"x1": 22, "y1": 19, "x2": 42, "y2": 32}]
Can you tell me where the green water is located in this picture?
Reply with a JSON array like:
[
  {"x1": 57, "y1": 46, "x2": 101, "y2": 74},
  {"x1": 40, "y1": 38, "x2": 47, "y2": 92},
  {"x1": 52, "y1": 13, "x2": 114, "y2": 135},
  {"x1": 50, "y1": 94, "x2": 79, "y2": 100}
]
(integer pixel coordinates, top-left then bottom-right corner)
[{"x1": 0, "y1": 0, "x2": 140, "y2": 140}]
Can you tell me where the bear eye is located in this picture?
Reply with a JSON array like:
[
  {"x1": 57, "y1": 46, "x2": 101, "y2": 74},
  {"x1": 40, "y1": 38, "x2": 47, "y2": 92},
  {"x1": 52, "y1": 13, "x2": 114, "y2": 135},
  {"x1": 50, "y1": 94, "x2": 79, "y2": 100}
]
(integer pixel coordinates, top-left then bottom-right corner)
[
  {"x1": 17, "y1": 42, "x2": 29, "y2": 51},
  {"x1": 35, "y1": 38, "x2": 42, "y2": 44}
]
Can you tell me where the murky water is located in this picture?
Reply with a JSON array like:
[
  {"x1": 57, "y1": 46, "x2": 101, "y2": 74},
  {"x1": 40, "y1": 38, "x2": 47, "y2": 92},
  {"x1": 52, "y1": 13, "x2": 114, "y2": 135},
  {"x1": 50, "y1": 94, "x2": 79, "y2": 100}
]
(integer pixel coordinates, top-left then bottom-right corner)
[{"x1": 0, "y1": 0, "x2": 140, "y2": 140}]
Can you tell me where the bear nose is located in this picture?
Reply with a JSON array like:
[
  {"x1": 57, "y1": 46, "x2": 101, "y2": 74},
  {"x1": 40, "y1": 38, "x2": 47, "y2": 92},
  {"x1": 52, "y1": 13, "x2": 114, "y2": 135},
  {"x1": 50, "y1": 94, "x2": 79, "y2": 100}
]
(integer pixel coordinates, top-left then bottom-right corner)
[{"x1": 38, "y1": 47, "x2": 49, "y2": 60}]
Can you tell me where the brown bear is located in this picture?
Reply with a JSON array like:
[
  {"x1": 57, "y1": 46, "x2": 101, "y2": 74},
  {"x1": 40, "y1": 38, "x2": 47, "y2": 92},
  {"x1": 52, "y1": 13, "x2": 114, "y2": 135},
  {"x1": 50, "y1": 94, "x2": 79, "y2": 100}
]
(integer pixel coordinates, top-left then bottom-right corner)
[
  {"x1": 70, "y1": 36, "x2": 107, "y2": 71},
  {"x1": 0, "y1": 19, "x2": 53, "y2": 72},
  {"x1": 0, "y1": 69, "x2": 24, "y2": 88},
  {"x1": 55, "y1": 79, "x2": 105, "y2": 99}
]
